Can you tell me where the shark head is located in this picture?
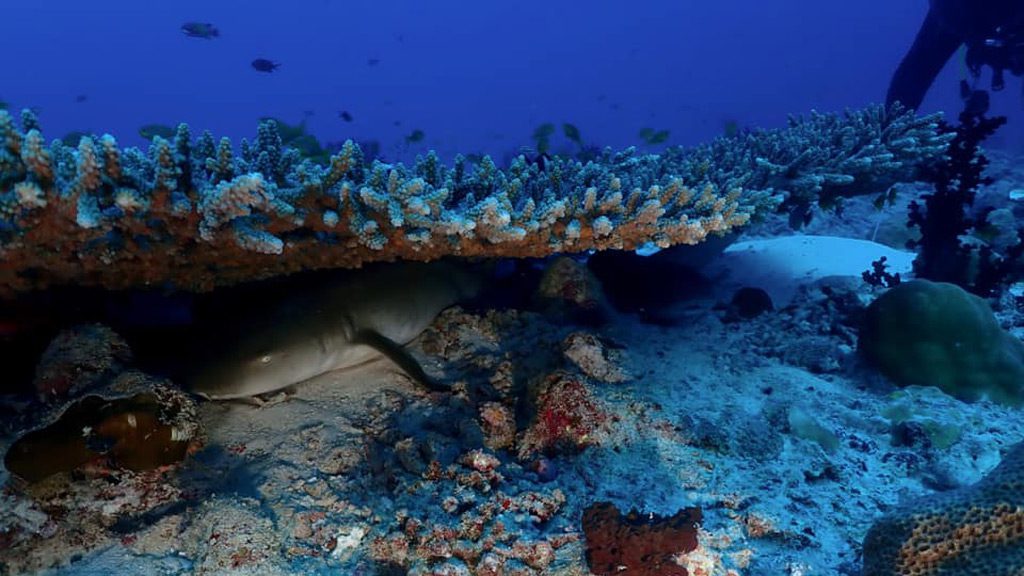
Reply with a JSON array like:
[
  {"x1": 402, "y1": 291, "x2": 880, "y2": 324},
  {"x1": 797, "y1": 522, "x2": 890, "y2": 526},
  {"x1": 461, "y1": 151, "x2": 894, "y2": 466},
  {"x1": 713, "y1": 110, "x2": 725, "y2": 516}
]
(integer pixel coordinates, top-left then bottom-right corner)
[{"x1": 189, "y1": 325, "x2": 337, "y2": 400}]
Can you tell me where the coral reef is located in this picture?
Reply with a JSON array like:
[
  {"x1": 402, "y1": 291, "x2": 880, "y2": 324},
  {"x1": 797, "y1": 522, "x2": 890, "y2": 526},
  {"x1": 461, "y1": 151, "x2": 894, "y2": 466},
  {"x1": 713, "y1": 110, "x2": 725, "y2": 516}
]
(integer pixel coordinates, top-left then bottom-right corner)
[
  {"x1": 176, "y1": 497, "x2": 289, "y2": 575},
  {"x1": 0, "y1": 105, "x2": 948, "y2": 294},
  {"x1": 560, "y1": 332, "x2": 632, "y2": 383},
  {"x1": 6, "y1": 260, "x2": 1020, "y2": 573},
  {"x1": 533, "y1": 256, "x2": 611, "y2": 325},
  {"x1": 861, "y1": 440, "x2": 1024, "y2": 575},
  {"x1": 677, "y1": 105, "x2": 953, "y2": 216},
  {"x1": 582, "y1": 501, "x2": 702, "y2": 576},
  {"x1": 368, "y1": 449, "x2": 576, "y2": 575}
]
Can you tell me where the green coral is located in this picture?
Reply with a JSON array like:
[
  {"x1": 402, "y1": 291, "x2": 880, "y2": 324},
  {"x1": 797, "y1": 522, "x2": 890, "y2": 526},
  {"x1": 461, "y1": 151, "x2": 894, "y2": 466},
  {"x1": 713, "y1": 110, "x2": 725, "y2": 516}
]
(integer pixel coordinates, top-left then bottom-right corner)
[
  {"x1": 860, "y1": 280, "x2": 1024, "y2": 407},
  {"x1": 788, "y1": 407, "x2": 839, "y2": 453},
  {"x1": 881, "y1": 393, "x2": 965, "y2": 450}
]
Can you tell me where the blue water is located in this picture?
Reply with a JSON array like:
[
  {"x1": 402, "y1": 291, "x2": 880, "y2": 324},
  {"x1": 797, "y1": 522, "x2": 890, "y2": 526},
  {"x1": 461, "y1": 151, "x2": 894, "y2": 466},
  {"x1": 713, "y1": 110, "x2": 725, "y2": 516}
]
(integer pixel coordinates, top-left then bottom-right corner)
[{"x1": 5, "y1": 0, "x2": 1021, "y2": 162}]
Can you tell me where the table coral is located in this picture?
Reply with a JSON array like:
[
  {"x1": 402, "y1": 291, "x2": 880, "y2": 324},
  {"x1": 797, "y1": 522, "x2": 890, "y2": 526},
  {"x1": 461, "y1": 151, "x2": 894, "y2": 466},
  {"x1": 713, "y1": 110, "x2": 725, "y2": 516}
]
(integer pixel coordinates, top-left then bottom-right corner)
[
  {"x1": 861, "y1": 440, "x2": 1024, "y2": 575},
  {"x1": 0, "y1": 105, "x2": 948, "y2": 294}
]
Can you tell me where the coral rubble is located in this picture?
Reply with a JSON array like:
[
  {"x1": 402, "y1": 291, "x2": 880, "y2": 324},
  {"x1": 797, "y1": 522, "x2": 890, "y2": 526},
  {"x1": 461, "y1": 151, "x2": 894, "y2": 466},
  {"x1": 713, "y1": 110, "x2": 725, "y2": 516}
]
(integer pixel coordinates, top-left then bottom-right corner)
[{"x1": 0, "y1": 105, "x2": 947, "y2": 294}]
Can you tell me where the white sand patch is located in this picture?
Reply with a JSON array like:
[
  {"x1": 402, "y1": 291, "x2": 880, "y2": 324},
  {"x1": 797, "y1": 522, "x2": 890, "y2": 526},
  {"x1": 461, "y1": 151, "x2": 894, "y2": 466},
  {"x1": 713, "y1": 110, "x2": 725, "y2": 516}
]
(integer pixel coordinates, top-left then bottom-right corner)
[{"x1": 705, "y1": 235, "x2": 915, "y2": 305}]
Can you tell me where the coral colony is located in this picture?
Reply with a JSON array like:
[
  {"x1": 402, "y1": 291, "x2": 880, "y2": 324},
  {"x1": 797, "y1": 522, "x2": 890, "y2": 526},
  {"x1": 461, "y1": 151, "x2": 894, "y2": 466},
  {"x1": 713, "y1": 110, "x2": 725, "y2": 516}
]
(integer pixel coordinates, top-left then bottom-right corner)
[{"x1": 0, "y1": 105, "x2": 947, "y2": 294}]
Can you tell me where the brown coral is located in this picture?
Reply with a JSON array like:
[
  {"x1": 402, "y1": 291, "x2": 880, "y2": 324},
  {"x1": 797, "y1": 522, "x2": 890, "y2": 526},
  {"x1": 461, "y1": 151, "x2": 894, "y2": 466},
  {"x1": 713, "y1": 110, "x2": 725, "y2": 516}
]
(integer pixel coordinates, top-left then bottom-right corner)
[
  {"x1": 582, "y1": 501, "x2": 703, "y2": 576},
  {"x1": 5, "y1": 376, "x2": 200, "y2": 483},
  {"x1": 5, "y1": 324, "x2": 201, "y2": 483},
  {"x1": 862, "y1": 440, "x2": 1024, "y2": 575}
]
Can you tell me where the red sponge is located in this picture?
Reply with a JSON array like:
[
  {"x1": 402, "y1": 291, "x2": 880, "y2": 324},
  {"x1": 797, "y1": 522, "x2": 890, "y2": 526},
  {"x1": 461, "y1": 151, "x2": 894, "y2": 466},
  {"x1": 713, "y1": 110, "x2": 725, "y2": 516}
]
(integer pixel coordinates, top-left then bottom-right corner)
[{"x1": 582, "y1": 501, "x2": 703, "y2": 576}]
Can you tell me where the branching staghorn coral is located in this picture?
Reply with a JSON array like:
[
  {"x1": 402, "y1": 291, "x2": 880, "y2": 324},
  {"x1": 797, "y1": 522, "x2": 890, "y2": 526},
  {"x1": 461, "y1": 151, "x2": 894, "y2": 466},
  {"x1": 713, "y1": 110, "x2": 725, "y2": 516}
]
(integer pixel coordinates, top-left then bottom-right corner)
[
  {"x1": 0, "y1": 105, "x2": 949, "y2": 295},
  {"x1": 673, "y1": 105, "x2": 953, "y2": 212}
]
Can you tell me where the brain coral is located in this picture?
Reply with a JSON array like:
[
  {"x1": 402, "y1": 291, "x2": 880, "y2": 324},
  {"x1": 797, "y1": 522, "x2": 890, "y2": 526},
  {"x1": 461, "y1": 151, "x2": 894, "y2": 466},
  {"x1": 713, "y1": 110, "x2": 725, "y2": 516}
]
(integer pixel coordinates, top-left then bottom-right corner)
[
  {"x1": 862, "y1": 440, "x2": 1024, "y2": 575},
  {"x1": 859, "y1": 279, "x2": 1024, "y2": 407}
]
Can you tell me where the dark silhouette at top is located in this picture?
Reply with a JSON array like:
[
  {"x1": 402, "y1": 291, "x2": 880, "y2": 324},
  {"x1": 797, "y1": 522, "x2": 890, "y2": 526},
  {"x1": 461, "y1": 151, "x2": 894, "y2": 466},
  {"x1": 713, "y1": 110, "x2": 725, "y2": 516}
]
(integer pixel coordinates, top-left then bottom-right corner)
[{"x1": 887, "y1": 0, "x2": 1024, "y2": 114}]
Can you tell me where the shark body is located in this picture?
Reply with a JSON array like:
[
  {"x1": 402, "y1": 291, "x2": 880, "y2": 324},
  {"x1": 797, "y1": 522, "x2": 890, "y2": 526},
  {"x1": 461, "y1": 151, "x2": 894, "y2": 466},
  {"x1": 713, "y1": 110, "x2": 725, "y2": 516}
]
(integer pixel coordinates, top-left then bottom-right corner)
[{"x1": 189, "y1": 262, "x2": 481, "y2": 400}]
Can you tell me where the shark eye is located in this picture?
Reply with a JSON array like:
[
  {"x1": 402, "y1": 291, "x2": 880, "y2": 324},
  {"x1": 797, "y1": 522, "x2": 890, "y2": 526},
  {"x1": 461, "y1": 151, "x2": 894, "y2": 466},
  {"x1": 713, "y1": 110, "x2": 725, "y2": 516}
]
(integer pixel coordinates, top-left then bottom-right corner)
[{"x1": 258, "y1": 354, "x2": 273, "y2": 364}]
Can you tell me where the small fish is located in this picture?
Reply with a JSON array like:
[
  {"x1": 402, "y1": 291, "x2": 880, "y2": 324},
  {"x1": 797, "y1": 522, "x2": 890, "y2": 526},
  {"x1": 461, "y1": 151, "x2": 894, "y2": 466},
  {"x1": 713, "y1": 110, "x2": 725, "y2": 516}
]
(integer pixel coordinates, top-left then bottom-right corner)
[
  {"x1": 722, "y1": 119, "x2": 740, "y2": 138},
  {"x1": 75, "y1": 94, "x2": 87, "y2": 103},
  {"x1": 367, "y1": 58, "x2": 380, "y2": 66},
  {"x1": 251, "y1": 58, "x2": 280, "y2": 73},
  {"x1": 302, "y1": 109, "x2": 315, "y2": 117},
  {"x1": 405, "y1": 129, "x2": 425, "y2": 144},
  {"x1": 0, "y1": 100, "x2": 9, "y2": 110},
  {"x1": 533, "y1": 123, "x2": 555, "y2": 140},
  {"x1": 138, "y1": 124, "x2": 176, "y2": 141},
  {"x1": 562, "y1": 123, "x2": 582, "y2": 145},
  {"x1": 61, "y1": 131, "x2": 90, "y2": 147},
  {"x1": 532, "y1": 123, "x2": 555, "y2": 153},
  {"x1": 638, "y1": 127, "x2": 670, "y2": 145},
  {"x1": 339, "y1": 110, "x2": 353, "y2": 122},
  {"x1": 181, "y1": 22, "x2": 220, "y2": 39}
]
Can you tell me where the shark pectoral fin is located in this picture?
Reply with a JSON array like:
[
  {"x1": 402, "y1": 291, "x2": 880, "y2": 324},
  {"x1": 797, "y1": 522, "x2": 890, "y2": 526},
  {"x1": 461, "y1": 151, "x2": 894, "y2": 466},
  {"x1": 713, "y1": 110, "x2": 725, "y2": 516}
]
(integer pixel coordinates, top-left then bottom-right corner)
[{"x1": 352, "y1": 329, "x2": 446, "y2": 392}]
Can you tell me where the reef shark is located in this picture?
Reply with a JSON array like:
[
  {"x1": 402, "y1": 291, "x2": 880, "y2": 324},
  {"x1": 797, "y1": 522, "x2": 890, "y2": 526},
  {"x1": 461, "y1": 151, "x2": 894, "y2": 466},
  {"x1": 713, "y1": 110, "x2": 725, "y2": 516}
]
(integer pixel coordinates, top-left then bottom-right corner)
[{"x1": 188, "y1": 261, "x2": 482, "y2": 400}]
